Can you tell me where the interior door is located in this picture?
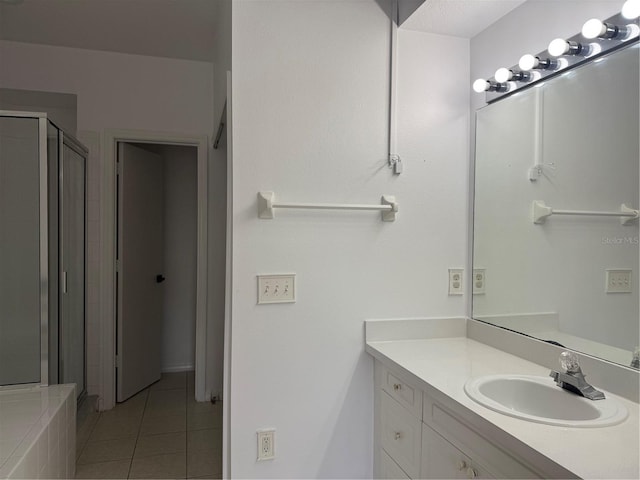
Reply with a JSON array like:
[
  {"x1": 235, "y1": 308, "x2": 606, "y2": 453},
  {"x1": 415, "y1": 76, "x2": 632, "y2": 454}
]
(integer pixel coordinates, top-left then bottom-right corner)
[
  {"x1": 117, "y1": 142, "x2": 164, "y2": 402},
  {"x1": 60, "y1": 141, "x2": 86, "y2": 399}
]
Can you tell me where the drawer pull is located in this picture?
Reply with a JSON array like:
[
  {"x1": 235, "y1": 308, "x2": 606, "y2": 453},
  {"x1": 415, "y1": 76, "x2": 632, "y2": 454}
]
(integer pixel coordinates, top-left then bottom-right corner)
[
  {"x1": 467, "y1": 467, "x2": 477, "y2": 479},
  {"x1": 394, "y1": 432, "x2": 402, "y2": 440},
  {"x1": 393, "y1": 383, "x2": 402, "y2": 391},
  {"x1": 456, "y1": 460, "x2": 467, "y2": 471}
]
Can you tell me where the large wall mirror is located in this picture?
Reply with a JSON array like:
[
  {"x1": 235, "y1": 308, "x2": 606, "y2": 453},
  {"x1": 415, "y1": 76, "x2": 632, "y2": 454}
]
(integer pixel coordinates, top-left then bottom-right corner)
[{"x1": 473, "y1": 41, "x2": 639, "y2": 368}]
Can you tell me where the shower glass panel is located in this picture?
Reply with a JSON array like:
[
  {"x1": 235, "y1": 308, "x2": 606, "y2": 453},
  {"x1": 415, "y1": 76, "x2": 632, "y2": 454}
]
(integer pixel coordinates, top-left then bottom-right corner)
[
  {"x1": 0, "y1": 111, "x2": 87, "y2": 399},
  {"x1": 60, "y1": 141, "x2": 86, "y2": 397},
  {"x1": 0, "y1": 116, "x2": 42, "y2": 386}
]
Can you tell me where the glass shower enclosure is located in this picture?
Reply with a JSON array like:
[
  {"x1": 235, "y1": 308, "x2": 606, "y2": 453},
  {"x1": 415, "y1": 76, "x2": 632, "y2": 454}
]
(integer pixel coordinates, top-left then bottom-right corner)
[{"x1": 0, "y1": 111, "x2": 87, "y2": 402}]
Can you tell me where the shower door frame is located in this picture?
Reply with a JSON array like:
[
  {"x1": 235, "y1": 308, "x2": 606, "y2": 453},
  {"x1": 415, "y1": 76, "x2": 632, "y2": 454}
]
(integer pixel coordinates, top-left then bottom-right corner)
[
  {"x1": 0, "y1": 111, "x2": 49, "y2": 390},
  {"x1": 58, "y1": 130, "x2": 89, "y2": 403}
]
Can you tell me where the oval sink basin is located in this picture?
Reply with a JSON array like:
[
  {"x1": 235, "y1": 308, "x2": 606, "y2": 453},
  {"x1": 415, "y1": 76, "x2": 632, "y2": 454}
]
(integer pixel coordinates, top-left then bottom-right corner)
[{"x1": 464, "y1": 375, "x2": 628, "y2": 427}]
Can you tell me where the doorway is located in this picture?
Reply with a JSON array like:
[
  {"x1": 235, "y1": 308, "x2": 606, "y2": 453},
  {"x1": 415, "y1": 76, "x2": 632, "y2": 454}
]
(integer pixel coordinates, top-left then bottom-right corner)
[
  {"x1": 116, "y1": 142, "x2": 198, "y2": 402},
  {"x1": 101, "y1": 131, "x2": 209, "y2": 410}
]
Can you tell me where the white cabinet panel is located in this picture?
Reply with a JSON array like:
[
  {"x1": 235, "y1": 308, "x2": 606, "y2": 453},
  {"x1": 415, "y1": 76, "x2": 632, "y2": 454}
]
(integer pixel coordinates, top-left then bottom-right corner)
[
  {"x1": 423, "y1": 396, "x2": 541, "y2": 479},
  {"x1": 381, "y1": 366, "x2": 423, "y2": 419},
  {"x1": 422, "y1": 424, "x2": 494, "y2": 479},
  {"x1": 380, "y1": 449, "x2": 411, "y2": 480},
  {"x1": 381, "y1": 391, "x2": 422, "y2": 478}
]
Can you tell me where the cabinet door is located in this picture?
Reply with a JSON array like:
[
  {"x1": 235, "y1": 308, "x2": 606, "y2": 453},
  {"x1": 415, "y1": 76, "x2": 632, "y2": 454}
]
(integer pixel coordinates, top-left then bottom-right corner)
[
  {"x1": 380, "y1": 449, "x2": 411, "y2": 480},
  {"x1": 422, "y1": 424, "x2": 494, "y2": 479}
]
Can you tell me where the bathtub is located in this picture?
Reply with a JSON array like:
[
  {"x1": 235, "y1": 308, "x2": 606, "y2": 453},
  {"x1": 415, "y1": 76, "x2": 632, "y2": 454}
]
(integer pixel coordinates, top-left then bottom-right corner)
[{"x1": 0, "y1": 384, "x2": 76, "y2": 479}]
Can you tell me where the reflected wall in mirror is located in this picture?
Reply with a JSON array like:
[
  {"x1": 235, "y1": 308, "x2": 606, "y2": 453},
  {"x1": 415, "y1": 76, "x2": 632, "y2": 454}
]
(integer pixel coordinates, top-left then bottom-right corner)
[{"x1": 473, "y1": 42, "x2": 639, "y2": 368}]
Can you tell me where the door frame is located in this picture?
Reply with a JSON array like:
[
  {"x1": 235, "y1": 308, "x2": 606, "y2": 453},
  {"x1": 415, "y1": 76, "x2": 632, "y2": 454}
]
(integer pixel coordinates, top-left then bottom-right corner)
[{"x1": 102, "y1": 129, "x2": 208, "y2": 409}]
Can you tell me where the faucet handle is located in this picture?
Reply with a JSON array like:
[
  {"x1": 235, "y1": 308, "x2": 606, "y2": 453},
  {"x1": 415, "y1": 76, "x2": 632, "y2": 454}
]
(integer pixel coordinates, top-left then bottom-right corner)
[{"x1": 559, "y1": 351, "x2": 580, "y2": 373}]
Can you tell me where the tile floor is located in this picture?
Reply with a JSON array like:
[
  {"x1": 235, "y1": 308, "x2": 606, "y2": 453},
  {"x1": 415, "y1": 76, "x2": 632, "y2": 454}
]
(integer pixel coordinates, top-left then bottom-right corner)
[{"x1": 75, "y1": 372, "x2": 222, "y2": 479}]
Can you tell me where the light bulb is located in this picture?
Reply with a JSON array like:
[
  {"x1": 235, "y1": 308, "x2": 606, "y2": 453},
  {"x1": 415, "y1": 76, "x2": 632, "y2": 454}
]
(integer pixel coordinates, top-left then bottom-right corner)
[
  {"x1": 582, "y1": 19, "x2": 607, "y2": 39},
  {"x1": 473, "y1": 79, "x2": 489, "y2": 93},
  {"x1": 472, "y1": 79, "x2": 509, "y2": 93},
  {"x1": 548, "y1": 38, "x2": 569, "y2": 56},
  {"x1": 622, "y1": 0, "x2": 640, "y2": 19},
  {"x1": 548, "y1": 38, "x2": 590, "y2": 57},
  {"x1": 583, "y1": 18, "x2": 631, "y2": 39},
  {"x1": 494, "y1": 68, "x2": 511, "y2": 83},
  {"x1": 519, "y1": 54, "x2": 558, "y2": 72},
  {"x1": 519, "y1": 54, "x2": 537, "y2": 71}
]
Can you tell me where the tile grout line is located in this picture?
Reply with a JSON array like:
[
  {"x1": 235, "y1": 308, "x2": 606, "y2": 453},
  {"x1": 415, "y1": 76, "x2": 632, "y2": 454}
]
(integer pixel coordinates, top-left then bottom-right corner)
[
  {"x1": 126, "y1": 388, "x2": 150, "y2": 479},
  {"x1": 76, "y1": 409, "x2": 101, "y2": 461}
]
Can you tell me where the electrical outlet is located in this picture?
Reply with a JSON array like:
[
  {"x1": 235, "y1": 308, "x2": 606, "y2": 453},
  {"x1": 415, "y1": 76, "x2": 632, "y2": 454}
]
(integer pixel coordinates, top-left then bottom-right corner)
[
  {"x1": 257, "y1": 429, "x2": 275, "y2": 461},
  {"x1": 473, "y1": 269, "x2": 486, "y2": 295},
  {"x1": 606, "y1": 269, "x2": 632, "y2": 293},
  {"x1": 257, "y1": 274, "x2": 296, "y2": 304},
  {"x1": 448, "y1": 269, "x2": 463, "y2": 295}
]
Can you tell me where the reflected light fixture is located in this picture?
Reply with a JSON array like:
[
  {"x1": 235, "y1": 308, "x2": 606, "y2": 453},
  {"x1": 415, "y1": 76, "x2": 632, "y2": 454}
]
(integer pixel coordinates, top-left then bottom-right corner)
[
  {"x1": 473, "y1": 8, "x2": 639, "y2": 98},
  {"x1": 472, "y1": 79, "x2": 508, "y2": 93},
  {"x1": 518, "y1": 54, "x2": 558, "y2": 71},
  {"x1": 582, "y1": 18, "x2": 631, "y2": 39},
  {"x1": 622, "y1": 0, "x2": 640, "y2": 19},
  {"x1": 548, "y1": 38, "x2": 591, "y2": 57},
  {"x1": 494, "y1": 67, "x2": 531, "y2": 83}
]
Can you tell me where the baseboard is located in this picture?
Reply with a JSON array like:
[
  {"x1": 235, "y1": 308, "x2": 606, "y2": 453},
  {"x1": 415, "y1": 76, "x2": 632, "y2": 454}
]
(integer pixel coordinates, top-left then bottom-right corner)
[{"x1": 161, "y1": 364, "x2": 194, "y2": 373}]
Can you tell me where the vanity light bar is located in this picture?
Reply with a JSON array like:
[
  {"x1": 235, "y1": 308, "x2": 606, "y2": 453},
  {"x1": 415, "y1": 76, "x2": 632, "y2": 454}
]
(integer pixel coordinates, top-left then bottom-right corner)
[{"x1": 473, "y1": 9, "x2": 639, "y2": 103}]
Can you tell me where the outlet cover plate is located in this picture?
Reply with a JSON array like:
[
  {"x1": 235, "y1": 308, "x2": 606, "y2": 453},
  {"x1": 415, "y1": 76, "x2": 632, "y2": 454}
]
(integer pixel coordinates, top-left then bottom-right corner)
[
  {"x1": 606, "y1": 269, "x2": 632, "y2": 293},
  {"x1": 473, "y1": 269, "x2": 486, "y2": 295},
  {"x1": 448, "y1": 269, "x2": 463, "y2": 296},
  {"x1": 257, "y1": 274, "x2": 296, "y2": 304},
  {"x1": 257, "y1": 429, "x2": 275, "y2": 461}
]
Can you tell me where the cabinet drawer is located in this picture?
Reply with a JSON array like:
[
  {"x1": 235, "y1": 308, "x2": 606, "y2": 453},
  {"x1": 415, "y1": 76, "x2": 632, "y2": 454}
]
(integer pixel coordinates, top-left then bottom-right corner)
[
  {"x1": 380, "y1": 449, "x2": 411, "y2": 480},
  {"x1": 423, "y1": 397, "x2": 541, "y2": 479},
  {"x1": 381, "y1": 391, "x2": 422, "y2": 478},
  {"x1": 422, "y1": 424, "x2": 493, "y2": 479},
  {"x1": 381, "y1": 366, "x2": 423, "y2": 419}
]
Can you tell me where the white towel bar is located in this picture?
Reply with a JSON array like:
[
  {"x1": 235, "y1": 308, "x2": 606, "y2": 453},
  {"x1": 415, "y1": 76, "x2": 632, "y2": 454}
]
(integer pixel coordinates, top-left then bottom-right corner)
[
  {"x1": 532, "y1": 201, "x2": 639, "y2": 225},
  {"x1": 258, "y1": 192, "x2": 398, "y2": 222}
]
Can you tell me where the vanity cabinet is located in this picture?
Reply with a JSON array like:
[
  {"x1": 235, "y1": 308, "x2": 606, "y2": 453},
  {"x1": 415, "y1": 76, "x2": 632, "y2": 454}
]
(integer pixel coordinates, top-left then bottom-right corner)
[
  {"x1": 375, "y1": 361, "x2": 541, "y2": 479},
  {"x1": 421, "y1": 425, "x2": 491, "y2": 479}
]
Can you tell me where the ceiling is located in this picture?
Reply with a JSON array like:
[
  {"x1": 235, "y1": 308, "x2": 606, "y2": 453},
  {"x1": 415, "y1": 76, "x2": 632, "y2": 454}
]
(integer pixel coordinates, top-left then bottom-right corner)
[
  {"x1": 0, "y1": 0, "x2": 219, "y2": 62},
  {"x1": 0, "y1": 0, "x2": 527, "y2": 61},
  {"x1": 401, "y1": 0, "x2": 528, "y2": 38}
]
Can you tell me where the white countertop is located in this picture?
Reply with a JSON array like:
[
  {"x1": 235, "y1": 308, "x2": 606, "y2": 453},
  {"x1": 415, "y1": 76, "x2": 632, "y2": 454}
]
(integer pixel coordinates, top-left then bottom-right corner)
[{"x1": 366, "y1": 336, "x2": 640, "y2": 479}]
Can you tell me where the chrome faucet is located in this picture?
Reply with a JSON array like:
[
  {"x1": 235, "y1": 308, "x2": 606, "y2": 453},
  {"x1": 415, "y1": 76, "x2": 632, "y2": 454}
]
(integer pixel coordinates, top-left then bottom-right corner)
[
  {"x1": 549, "y1": 351, "x2": 605, "y2": 400},
  {"x1": 631, "y1": 347, "x2": 640, "y2": 369}
]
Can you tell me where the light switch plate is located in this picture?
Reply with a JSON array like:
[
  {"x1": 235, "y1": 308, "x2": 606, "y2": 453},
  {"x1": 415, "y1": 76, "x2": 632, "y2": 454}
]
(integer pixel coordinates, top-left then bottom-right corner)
[
  {"x1": 257, "y1": 274, "x2": 296, "y2": 304},
  {"x1": 606, "y1": 269, "x2": 632, "y2": 293}
]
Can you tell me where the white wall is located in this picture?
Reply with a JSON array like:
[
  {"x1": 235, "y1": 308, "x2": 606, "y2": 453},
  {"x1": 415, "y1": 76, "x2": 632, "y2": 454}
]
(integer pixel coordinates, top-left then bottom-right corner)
[
  {"x1": 230, "y1": 1, "x2": 469, "y2": 477},
  {"x1": 0, "y1": 40, "x2": 215, "y2": 396},
  {"x1": 470, "y1": 1, "x2": 638, "y2": 353},
  {"x1": 0, "y1": 41, "x2": 214, "y2": 134},
  {"x1": 0, "y1": 88, "x2": 77, "y2": 134},
  {"x1": 161, "y1": 145, "x2": 198, "y2": 372}
]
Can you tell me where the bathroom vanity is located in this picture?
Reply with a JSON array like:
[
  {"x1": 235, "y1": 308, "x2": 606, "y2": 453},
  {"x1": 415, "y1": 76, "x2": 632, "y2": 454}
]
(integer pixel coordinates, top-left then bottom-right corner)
[{"x1": 366, "y1": 318, "x2": 639, "y2": 479}]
